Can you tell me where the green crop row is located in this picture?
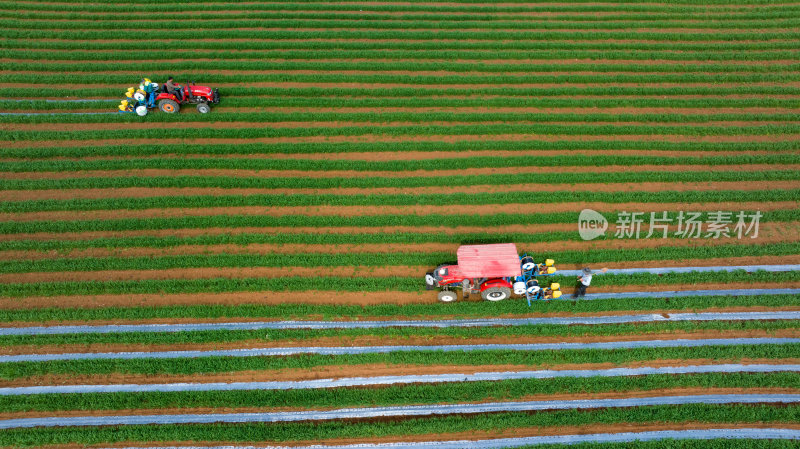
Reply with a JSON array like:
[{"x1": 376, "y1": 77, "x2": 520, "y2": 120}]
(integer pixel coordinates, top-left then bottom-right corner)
[
  {"x1": 5, "y1": 170, "x2": 797, "y2": 192},
  {"x1": 13, "y1": 49, "x2": 800, "y2": 65},
  {"x1": 14, "y1": 59, "x2": 800, "y2": 75},
  {"x1": 6, "y1": 124, "x2": 800, "y2": 143},
  {"x1": 3, "y1": 189, "x2": 797, "y2": 214},
  {"x1": 5, "y1": 43, "x2": 799, "y2": 65},
  {"x1": 7, "y1": 111, "x2": 800, "y2": 126},
  {"x1": 5, "y1": 96, "x2": 800, "y2": 112},
  {"x1": 212, "y1": 96, "x2": 800, "y2": 109},
  {"x1": 3, "y1": 405, "x2": 798, "y2": 446},
  {"x1": 0, "y1": 229, "x2": 791, "y2": 252},
  {"x1": 4, "y1": 294, "x2": 797, "y2": 323},
  {"x1": 2, "y1": 157, "x2": 796, "y2": 178},
  {"x1": 3, "y1": 245, "x2": 798, "y2": 274},
  {"x1": 2, "y1": 271, "x2": 796, "y2": 298},
  {"x1": 8, "y1": 18, "x2": 800, "y2": 31},
  {"x1": 6, "y1": 98, "x2": 800, "y2": 114},
  {"x1": 6, "y1": 85, "x2": 800, "y2": 101},
  {"x1": 2, "y1": 344, "x2": 796, "y2": 379},
  {"x1": 4, "y1": 71, "x2": 799, "y2": 86},
  {"x1": 3, "y1": 372, "x2": 797, "y2": 414},
  {"x1": 6, "y1": 28, "x2": 800, "y2": 41},
  {"x1": 6, "y1": 37, "x2": 799, "y2": 53},
  {"x1": 5, "y1": 409, "x2": 800, "y2": 447},
  {"x1": 0, "y1": 230, "x2": 537, "y2": 252},
  {"x1": 2, "y1": 139, "x2": 794, "y2": 160},
  {"x1": 3, "y1": 320, "x2": 795, "y2": 348},
  {"x1": 3, "y1": 210, "x2": 796, "y2": 235},
  {"x1": 0, "y1": 276, "x2": 415, "y2": 298},
  {"x1": 82, "y1": 0, "x2": 790, "y2": 5},
  {"x1": 14, "y1": 58, "x2": 797, "y2": 75},
  {"x1": 5, "y1": 10, "x2": 799, "y2": 22},
  {"x1": 3, "y1": 0, "x2": 794, "y2": 13}
]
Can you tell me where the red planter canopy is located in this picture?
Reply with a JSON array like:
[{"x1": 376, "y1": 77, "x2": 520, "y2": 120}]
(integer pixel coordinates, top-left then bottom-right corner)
[{"x1": 456, "y1": 243, "x2": 521, "y2": 278}]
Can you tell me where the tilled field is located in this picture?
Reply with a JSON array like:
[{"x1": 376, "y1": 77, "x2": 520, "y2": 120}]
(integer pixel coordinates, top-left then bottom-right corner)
[{"x1": 1, "y1": 0, "x2": 800, "y2": 447}]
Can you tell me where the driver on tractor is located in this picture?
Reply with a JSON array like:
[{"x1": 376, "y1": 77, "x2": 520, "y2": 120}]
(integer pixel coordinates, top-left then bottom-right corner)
[{"x1": 164, "y1": 76, "x2": 184, "y2": 102}]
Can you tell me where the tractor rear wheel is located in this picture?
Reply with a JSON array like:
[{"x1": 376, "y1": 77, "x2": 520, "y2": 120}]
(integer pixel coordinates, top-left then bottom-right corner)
[
  {"x1": 158, "y1": 99, "x2": 180, "y2": 114},
  {"x1": 438, "y1": 291, "x2": 458, "y2": 303},
  {"x1": 482, "y1": 287, "x2": 511, "y2": 302},
  {"x1": 197, "y1": 103, "x2": 211, "y2": 114}
]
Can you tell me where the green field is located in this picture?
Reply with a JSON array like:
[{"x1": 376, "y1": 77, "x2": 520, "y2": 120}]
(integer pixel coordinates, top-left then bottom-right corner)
[{"x1": 0, "y1": 0, "x2": 799, "y2": 447}]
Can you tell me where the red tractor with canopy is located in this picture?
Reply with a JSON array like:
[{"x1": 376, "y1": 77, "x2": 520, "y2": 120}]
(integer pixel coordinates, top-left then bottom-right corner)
[
  {"x1": 424, "y1": 243, "x2": 522, "y2": 302},
  {"x1": 425, "y1": 243, "x2": 559, "y2": 303}
]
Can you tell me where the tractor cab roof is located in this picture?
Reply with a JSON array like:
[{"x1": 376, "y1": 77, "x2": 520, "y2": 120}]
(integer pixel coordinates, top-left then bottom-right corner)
[{"x1": 456, "y1": 243, "x2": 521, "y2": 278}]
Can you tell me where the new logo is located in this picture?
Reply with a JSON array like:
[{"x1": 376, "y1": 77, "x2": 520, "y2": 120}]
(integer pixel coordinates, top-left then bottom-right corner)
[{"x1": 579, "y1": 209, "x2": 608, "y2": 241}]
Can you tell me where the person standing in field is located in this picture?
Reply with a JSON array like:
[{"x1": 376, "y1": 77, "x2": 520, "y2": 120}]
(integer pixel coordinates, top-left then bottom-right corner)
[
  {"x1": 574, "y1": 267, "x2": 593, "y2": 299},
  {"x1": 573, "y1": 267, "x2": 608, "y2": 299}
]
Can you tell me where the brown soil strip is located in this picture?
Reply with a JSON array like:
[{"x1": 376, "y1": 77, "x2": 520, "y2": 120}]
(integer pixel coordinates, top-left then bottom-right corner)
[
  {"x1": 222, "y1": 106, "x2": 800, "y2": 114},
  {"x1": 9, "y1": 10, "x2": 690, "y2": 18},
  {"x1": 9, "y1": 14, "x2": 787, "y2": 25},
  {"x1": 4, "y1": 133, "x2": 797, "y2": 150},
  {"x1": 5, "y1": 281, "x2": 797, "y2": 309},
  {"x1": 12, "y1": 94, "x2": 800, "y2": 101},
  {"x1": 4, "y1": 164, "x2": 794, "y2": 181},
  {"x1": 4, "y1": 220, "x2": 797, "y2": 243},
  {"x1": 12, "y1": 25, "x2": 780, "y2": 34},
  {"x1": 1, "y1": 386, "x2": 796, "y2": 421},
  {"x1": 4, "y1": 357, "x2": 797, "y2": 388},
  {"x1": 6, "y1": 180, "x2": 798, "y2": 202},
  {"x1": 1, "y1": 36, "x2": 790, "y2": 46},
  {"x1": 2, "y1": 119, "x2": 788, "y2": 132},
  {"x1": 4, "y1": 329, "x2": 798, "y2": 357},
  {"x1": 3, "y1": 201, "x2": 796, "y2": 223}
]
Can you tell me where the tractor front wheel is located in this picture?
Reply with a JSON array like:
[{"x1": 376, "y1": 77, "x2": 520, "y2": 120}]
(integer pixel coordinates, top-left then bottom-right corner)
[
  {"x1": 438, "y1": 291, "x2": 458, "y2": 303},
  {"x1": 482, "y1": 287, "x2": 511, "y2": 302},
  {"x1": 158, "y1": 99, "x2": 180, "y2": 114},
  {"x1": 197, "y1": 103, "x2": 211, "y2": 114}
]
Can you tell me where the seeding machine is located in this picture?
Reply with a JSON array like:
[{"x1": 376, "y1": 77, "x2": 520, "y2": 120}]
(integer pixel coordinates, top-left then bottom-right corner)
[{"x1": 424, "y1": 243, "x2": 561, "y2": 304}]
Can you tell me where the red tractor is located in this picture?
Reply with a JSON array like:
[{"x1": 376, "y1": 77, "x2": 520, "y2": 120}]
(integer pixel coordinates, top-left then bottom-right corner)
[
  {"x1": 156, "y1": 81, "x2": 220, "y2": 114},
  {"x1": 424, "y1": 243, "x2": 559, "y2": 303}
]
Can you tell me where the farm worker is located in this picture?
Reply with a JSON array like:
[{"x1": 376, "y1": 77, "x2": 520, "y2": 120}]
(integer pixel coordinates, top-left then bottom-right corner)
[
  {"x1": 164, "y1": 76, "x2": 184, "y2": 101},
  {"x1": 573, "y1": 267, "x2": 593, "y2": 299},
  {"x1": 140, "y1": 78, "x2": 156, "y2": 108},
  {"x1": 118, "y1": 100, "x2": 132, "y2": 113}
]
